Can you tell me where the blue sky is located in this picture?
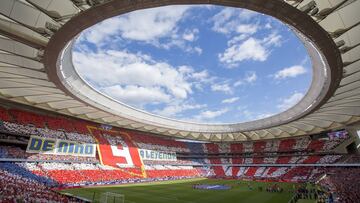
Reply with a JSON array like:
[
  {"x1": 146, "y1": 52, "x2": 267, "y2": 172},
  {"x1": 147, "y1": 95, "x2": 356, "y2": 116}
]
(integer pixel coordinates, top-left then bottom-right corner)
[{"x1": 73, "y1": 5, "x2": 311, "y2": 124}]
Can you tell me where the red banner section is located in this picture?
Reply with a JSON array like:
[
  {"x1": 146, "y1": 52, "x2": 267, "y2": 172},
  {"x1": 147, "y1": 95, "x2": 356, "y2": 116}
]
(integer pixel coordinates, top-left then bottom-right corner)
[{"x1": 89, "y1": 127, "x2": 144, "y2": 171}]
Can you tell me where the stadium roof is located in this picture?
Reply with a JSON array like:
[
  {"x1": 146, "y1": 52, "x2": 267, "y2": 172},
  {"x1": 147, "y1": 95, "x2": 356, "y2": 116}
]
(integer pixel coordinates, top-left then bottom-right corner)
[{"x1": 0, "y1": 0, "x2": 359, "y2": 142}]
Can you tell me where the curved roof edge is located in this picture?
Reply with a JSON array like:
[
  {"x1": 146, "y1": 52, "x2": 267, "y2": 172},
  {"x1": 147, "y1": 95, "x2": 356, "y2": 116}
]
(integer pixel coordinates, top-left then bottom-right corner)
[{"x1": 44, "y1": 0, "x2": 342, "y2": 134}]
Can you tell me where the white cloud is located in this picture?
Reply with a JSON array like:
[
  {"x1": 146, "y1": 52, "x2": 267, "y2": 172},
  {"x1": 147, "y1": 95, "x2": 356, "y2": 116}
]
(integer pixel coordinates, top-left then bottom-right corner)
[
  {"x1": 74, "y1": 48, "x2": 215, "y2": 114},
  {"x1": 74, "y1": 50, "x2": 193, "y2": 99},
  {"x1": 177, "y1": 67, "x2": 216, "y2": 93},
  {"x1": 79, "y1": 17, "x2": 121, "y2": 45},
  {"x1": 277, "y1": 92, "x2": 304, "y2": 111},
  {"x1": 225, "y1": 24, "x2": 259, "y2": 47},
  {"x1": 263, "y1": 32, "x2": 282, "y2": 47},
  {"x1": 212, "y1": 8, "x2": 283, "y2": 67},
  {"x1": 236, "y1": 24, "x2": 259, "y2": 35},
  {"x1": 193, "y1": 47, "x2": 203, "y2": 55},
  {"x1": 179, "y1": 67, "x2": 215, "y2": 84},
  {"x1": 219, "y1": 37, "x2": 268, "y2": 66},
  {"x1": 152, "y1": 31, "x2": 203, "y2": 54},
  {"x1": 234, "y1": 72, "x2": 257, "y2": 87},
  {"x1": 82, "y1": 6, "x2": 190, "y2": 44},
  {"x1": 211, "y1": 83, "x2": 233, "y2": 94},
  {"x1": 219, "y1": 32, "x2": 282, "y2": 67},
  {"x1": 227, "y1": 34, "x2": 249, "y2": 46},
  {"x1": 154, "y1": 102, "x2": 206, "y2": 117},
  {"x1": 194, "y1": 108, "x2": 229, "y2": 121},
  {"x1": 244, "y1": 72, "x2": 257, "y2": 83},
  {"x1": 186, "y1": 69, "x2": 215, "y2": 90},
  {"x1": 265, "y1": 23, "x2": 272, "y2": 29},
  {"x1": 211, "y1": 8, "x2": 257, "y2": 34},
  {"x1": 274, "y1": 65, "x2": 307, "y2": 79},
  {"x1": 101, "y1": 85, "x2": 171, "y2": 107},
  {"x1": 237, "y1": 107, "x2": 275, "y2": 122},
  {"x1": 178, "y1": 66, "x2": 193, "y2": 74},
  {"x1": 190, "y1": 70, "x2": 214, "y2": 83},
  {"x1": 222, "y1": 97, "x2": 239, "y2": 104},
  {"x1": 80, "y1": 6, "x2": 203, "y2": 54},
  {"x1": 182, "y1": 28, "x2": 199, "y2": 41},
  {"x1": 256, "y1": 112, "x2": 274, "y2": 119},
  {"x1": 73, "y1": 50, "x2": 206, "y2": 108}
]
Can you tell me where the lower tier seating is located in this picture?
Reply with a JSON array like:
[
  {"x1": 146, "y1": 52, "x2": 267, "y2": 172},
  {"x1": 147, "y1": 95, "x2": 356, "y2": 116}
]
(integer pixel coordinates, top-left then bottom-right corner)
[
  {"x1": 319, "y1": 168, "x2": 360, "y2": 203},
  {"x1": 0, "y1": 162, "x2": 81, "y2": 202}
]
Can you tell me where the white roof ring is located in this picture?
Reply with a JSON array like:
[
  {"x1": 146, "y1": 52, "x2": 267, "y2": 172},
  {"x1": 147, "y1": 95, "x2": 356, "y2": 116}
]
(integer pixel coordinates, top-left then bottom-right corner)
[{"x1": 44, "y1": 0, "x2": 343, "y2": 135}]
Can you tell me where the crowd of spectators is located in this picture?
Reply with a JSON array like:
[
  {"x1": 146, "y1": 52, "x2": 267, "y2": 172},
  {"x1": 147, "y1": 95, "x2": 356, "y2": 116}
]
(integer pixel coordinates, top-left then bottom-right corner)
[
  {"x1": 103, "y1": 133, "x2": 129, "y2": 148},
  {"x1": 0, "y1": 106, "x2": 358, "y2": 202},
  {"x1": 1, "y1": 121, "x2": 96, "y2": 144},
  {"x1": 23, "y1": 162, "x2": 201, "y2": 186},
  {"x1": 320, "y1": 167, "x2": 360, "y2": 203},
  {"x1": 0, "y1": 107, "x2": 350, "y2": 159},
  {"x1": 188, "y1": 154, "x2": 343, "y2": 178},
  {"x1": 130, "y1": 132, "x2": 190, "y2": 153},
  {"x1": 0, "y1": 162, "x2": 83, "y2": 202},
  {"x1": 180, "y1": 136, "x2": 348, "y2": 159},
  {"x1": 206, "y1": 153, "x2": 343, "y2": 182},
  {"x1": 5, "y1": 108, "x2": 91, "y2": 134},
  {"x1": 66, "y1": 132, "x2": 95, "y2": 143},
  {"x1": 1, "y1": 122, "x2": 38, "y2": 136},
  {"x1": 0, "y1": 170, "x2": 80, "y2": 202}
]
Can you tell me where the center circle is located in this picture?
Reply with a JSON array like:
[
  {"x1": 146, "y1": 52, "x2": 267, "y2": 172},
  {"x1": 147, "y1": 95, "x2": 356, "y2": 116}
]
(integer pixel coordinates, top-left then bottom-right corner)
[{"x1": 72, "y1": 5, "x2": 312, "y2": 124}]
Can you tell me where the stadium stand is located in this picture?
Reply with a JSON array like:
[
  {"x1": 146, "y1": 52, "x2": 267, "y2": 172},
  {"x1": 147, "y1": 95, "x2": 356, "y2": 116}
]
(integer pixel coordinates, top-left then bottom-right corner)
[
  {"x1": 0, "y1": 162, "x2": 82, "y2": 202},
  {"x1": 319, "y1": 168, "x2": 360, "y2": 203},
  {"x1": 0, "y1": 106, "x2": 357, "y2": 202}
]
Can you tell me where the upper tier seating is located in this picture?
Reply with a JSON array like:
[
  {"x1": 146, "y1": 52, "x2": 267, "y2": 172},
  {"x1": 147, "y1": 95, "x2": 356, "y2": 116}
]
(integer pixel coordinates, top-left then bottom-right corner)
[
  {"x1": 230, "y1": 143, "x2": 243, "y2": 153},
  {"x1": 0, "y1": 107, "x2": 10, "y2": 122},
  {"x1": 278, "y1": 139, "x2": 296, "y2": 152},
  {"x1": 9, "y1": 109, "x2": 46, "y2": 128},
  {"x1": 253, "y1": 141, "x2": 266, "y2": 153},
  {"x1": 0, "y1": 107, "x2": 348, "y2": 157},
  {"x1": 1, "y1": 107, "x2": 93, "y2": 135},
  {"x1": 130, "y1": 132, "x2": 189, "y2": 152}
]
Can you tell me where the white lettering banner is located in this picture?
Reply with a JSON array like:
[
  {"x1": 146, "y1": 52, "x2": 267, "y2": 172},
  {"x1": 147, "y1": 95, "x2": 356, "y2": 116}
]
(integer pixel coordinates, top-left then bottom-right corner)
[
  {"x1": 26, "y1": 135, "x2": 97, "y2": 157},
  {"x1": 138, "y1": 149, "x2": 177, "y2": 161}
]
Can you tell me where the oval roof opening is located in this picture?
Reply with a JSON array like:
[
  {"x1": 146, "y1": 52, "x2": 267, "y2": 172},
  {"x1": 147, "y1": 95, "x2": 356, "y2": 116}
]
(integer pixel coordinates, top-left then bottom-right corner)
[{"x1": 73, "y1": 5, "x2": 312, "y2": 124}]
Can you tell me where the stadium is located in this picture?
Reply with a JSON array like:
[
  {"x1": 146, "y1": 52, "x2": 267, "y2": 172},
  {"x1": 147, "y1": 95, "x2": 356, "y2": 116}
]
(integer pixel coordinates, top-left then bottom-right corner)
[{"x1": 0, "y1": 0, "x2": 360, "y2": 202}]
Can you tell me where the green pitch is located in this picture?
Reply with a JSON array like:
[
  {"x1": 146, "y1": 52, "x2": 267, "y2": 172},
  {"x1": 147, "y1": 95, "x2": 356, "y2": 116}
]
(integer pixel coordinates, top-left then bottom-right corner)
[{"x1": 61, "y1": 178, "x2": 310, "y2": 203}]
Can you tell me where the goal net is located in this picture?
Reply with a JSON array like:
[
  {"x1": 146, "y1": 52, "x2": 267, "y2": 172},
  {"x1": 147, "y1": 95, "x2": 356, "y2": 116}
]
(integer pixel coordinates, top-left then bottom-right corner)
[{"x1": 99, "y1": 192, "x2": 125, "y2": 203}]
